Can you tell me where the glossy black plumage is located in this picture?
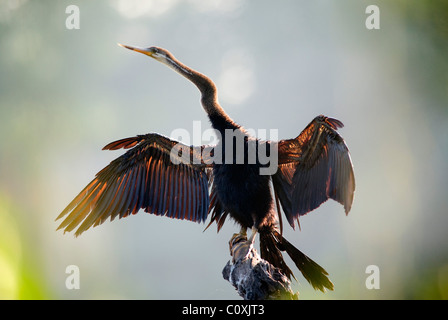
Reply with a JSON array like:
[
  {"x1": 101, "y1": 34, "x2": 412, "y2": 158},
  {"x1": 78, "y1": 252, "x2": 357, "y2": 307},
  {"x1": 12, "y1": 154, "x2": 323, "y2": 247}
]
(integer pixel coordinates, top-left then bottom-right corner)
[{"x1": 57, "y1": 45, "x2": 355, "y2": 292}]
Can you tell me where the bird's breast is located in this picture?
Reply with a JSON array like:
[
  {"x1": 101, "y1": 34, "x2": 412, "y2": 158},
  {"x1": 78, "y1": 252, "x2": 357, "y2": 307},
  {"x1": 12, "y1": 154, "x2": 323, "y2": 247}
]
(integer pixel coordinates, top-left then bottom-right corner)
[{"x1": 212, "y1": 163, "x2": 273, "y2": 228}]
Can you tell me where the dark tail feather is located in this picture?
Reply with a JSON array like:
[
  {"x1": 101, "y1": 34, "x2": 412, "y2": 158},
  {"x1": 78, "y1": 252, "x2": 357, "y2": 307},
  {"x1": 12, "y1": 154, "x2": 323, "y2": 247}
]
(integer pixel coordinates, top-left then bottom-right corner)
[
  {"x1": 260, "y1": 229, "x2": 334, "y2": 292},
  {"x1": 259, "y1": 231, "x2": 295, "y2": 281}
]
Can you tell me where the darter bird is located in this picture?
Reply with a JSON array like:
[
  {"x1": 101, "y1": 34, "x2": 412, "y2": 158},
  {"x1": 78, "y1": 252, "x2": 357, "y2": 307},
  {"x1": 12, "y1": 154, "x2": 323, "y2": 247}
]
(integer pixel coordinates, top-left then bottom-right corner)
[{"x1": 56, "y1": 45, "x2": 355, "y2": 292}]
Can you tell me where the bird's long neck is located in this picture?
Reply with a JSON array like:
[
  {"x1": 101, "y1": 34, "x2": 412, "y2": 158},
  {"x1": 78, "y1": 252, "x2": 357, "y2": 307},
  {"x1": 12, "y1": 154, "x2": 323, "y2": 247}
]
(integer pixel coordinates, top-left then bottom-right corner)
[{"x1": 163, "y1": 55, "x2": 239, "y2": 133}]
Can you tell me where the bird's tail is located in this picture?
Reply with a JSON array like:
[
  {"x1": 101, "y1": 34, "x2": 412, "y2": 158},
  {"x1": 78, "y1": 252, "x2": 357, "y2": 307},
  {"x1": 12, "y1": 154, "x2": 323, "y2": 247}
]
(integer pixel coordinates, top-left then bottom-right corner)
[{"x1": 259, "y1": 228, "x2": 334, "y2": 292}]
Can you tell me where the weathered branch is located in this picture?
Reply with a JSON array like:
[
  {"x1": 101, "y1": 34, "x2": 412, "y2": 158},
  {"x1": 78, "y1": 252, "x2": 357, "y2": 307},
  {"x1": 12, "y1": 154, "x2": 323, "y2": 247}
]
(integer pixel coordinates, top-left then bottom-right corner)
[{"x1": 222, "y1": 234, "x2": 299, "y2": 300}]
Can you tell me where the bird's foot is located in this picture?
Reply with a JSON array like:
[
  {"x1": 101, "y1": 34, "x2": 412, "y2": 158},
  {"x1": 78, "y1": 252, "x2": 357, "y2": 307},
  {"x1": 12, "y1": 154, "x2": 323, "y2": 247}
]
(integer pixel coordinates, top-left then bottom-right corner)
[
  {"x1": 229, "y1": 235, "x2": 253, "y2": 262},
  {"x1": 229, "y1": 227, "x2": 257, "y2": 262}
]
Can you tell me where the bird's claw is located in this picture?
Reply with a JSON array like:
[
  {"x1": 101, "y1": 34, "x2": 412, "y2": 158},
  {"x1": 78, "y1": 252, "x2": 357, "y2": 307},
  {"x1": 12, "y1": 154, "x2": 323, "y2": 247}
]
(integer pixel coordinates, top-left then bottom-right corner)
[{"x1": 229, "y1": 233, "x2": 254, "y2": 262}]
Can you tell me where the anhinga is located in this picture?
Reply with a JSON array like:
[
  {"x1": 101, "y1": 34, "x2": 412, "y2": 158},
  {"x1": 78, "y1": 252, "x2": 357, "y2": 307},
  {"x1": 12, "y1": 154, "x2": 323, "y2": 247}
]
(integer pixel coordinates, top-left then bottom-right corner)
[{"x1": 56, "y1": 45, "x2": 355, "y2": 292}]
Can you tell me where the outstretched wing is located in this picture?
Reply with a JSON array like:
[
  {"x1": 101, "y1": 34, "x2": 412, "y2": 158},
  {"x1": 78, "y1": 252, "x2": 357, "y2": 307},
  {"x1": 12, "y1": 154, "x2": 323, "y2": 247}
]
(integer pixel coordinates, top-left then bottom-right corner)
[
  {"x1": 272, "y1": 115, "x2": 355, "y2": 229},
  {"x1": 56, "y1": 133, "x2": 212, "y2": 236}
]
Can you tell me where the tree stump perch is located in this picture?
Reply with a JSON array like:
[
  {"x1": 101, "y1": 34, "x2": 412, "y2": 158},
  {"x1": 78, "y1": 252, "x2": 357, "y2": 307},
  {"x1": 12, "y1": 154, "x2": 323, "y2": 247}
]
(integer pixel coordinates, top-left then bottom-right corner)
[{"x1": 222, "y1": 233, "x2": 299, "y2": 300}]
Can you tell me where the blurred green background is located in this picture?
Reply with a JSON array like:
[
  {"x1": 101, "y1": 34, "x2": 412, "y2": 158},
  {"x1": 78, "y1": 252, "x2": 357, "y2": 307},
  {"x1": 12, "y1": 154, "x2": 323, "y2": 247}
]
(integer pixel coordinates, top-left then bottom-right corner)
[{"x1": 1, "y1": 0, "x2": 447, "y2": 299}]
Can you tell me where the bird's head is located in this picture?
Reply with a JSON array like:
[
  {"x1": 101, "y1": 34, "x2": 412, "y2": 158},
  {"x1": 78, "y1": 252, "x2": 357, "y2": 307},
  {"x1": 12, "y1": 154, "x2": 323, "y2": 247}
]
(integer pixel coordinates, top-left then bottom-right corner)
[
  {"x1": 118, "y1": 43, "x2": 196, "y2": 80},
  {"x1": 118, "y1": 44, "x2": 175, "y2": 65}
]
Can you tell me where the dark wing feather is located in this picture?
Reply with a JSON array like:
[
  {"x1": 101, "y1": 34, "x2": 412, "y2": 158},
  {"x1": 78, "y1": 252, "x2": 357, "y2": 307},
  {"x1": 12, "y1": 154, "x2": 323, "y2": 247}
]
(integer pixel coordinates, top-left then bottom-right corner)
[
  {"x1": 203, "y1": 169, "x2": 229, "y2": 233},
  {"x1": 273, "y1": 115, "x2": 355, "y2": 229},
  {"x1": 56, "y1": 133, "x2": 212, "y2": 236}
]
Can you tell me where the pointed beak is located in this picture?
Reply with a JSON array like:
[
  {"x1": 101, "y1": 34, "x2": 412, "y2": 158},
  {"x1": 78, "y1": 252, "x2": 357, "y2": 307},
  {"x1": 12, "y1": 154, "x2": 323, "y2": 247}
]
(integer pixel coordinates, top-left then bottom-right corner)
[{"x1": 118, "y1": 43, "x2": 154, "y2": 57}]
